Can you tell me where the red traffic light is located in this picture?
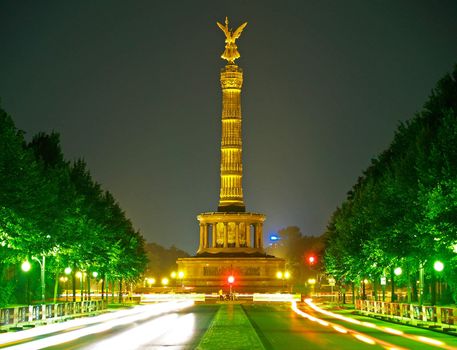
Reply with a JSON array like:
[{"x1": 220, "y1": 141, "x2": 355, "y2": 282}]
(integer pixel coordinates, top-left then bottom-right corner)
[
  {"x1": 308, "y1": 256, "x2": 316, "y2": 264},
  {"x1": 227, "y1": 275, "x2": 235, "y2": 284}
]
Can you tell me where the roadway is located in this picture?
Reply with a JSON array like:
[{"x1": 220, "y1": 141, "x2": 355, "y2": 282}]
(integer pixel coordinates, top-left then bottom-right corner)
[{"x1": 1, "y1": 299, "x2": 456, "y2": 349}]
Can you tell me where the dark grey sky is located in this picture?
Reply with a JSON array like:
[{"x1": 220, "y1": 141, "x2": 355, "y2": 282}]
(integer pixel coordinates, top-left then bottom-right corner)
[{"x1": 1, "y1": 1, "x2": 456, "y2": 254}]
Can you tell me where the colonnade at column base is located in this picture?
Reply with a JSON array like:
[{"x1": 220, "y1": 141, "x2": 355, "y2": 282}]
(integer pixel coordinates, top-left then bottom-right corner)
[{"x1": 176, "y1": 256, "x2": 286, "y2": 294}]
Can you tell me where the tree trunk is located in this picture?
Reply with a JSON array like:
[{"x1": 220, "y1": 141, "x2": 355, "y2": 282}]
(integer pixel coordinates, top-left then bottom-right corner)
[
  {"x1": 351, "y1": 282, "x2": 355, "y2": 305},
  {"x1": 118, "y1": 279, "x2": 123, "y2": 303},
  {"x1": 72, "y1": 272, "x2": 76, "y2": 302},
  {"x1": 431, "y1": 273, "x2": 436, "y2": 305},
  {"x1": 101, "y1": 275, "x2": 105, "y2": 301},
  {"x1": 111, "y1": 280, "x2": 115, "y2": 304},
  {"x1": 53, "y1": 271, "x2": 59, "y2": 303},
  {"x1": 87, "y1": 274, "x2": 91, "y2": 301}
]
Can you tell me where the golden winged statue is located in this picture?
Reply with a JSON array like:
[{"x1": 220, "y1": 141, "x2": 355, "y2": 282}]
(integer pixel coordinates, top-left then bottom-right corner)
[{"x1": 217, "y1": 17, "x2": 247, "y2": 64}]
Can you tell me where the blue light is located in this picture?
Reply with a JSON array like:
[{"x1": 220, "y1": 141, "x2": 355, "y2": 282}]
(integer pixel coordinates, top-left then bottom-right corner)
[{"x1": 269, "y1": 234, "x2": 280, "y2": 241}]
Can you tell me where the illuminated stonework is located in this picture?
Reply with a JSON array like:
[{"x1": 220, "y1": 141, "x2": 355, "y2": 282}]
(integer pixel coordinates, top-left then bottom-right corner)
[
  {"x1": 218, "y1": 64, "x2": 245, "y2": 212},
  {"x1": 177, "y1": 18, "x2": 284, "y2": 292}
]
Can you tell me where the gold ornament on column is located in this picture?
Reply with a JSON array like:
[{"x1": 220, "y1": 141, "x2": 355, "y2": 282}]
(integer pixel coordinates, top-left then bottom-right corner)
[{"x1": 217, "y1": 17, "x2": 247, "y2": 64}]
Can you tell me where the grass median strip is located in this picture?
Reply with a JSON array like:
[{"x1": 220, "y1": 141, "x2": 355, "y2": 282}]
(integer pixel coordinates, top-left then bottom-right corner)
[{"x1": 196, "y1": 304, "x2": 265, "y2": 350}]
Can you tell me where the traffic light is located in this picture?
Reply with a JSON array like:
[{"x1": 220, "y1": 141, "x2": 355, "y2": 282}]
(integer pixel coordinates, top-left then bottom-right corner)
[
  {"x1": 227, "y1": 275, "x2": 235, "y2": 284},
  {"x1": 308, "y1": 255, "x2": 316, "y2": 265}
]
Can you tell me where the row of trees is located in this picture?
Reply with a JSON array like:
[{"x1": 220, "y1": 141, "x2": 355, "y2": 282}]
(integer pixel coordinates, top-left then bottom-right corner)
[
  {"x1": 324, "y1": 65, "x2": 457, "y2": 304},
  {"x1": 0, "y1": 105, "x2": 147, "y2": 306}
]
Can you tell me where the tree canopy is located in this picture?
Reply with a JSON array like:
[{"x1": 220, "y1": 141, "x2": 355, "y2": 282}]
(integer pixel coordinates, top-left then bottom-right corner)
[
  {"x1": 0, "y1": 108, "x2": 147, "y2": 305},
  {"x1": 324, "y1": 65, "x2": 457, "y2": 303}
]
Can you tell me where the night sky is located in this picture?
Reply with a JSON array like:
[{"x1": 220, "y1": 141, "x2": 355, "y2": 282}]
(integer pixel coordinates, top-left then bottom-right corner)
[{"x1": 1, "y1": 1, "x2": 456, "y2": 254}]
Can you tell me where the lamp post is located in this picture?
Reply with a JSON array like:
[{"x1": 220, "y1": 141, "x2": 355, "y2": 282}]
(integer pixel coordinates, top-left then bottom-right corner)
[
  {"x1": 431, "y1": 261, "x2": 444, "y2": 305},
  {"x1": 76, "y1": 271, "x2": 83, "y2": 301},
  {"x1": 276, "y1": 271, "x2": 291, "y2": 292},
  {"x1": 308, "y1": 278, "x2": 316, "y2": 297},
  {"x1": 21, "y1": 261, "x2": 31, "y2": 304},
  {"x1": 31, "y1": 256, "x2": 46, "y2": 302},
  {"x1": 171, "y1": 271, "x2": 177, "y2": 287},
  {"x1": 178, "y1": 271, "x2": 184, "y2": 289},
  {"x1": 64, "y1": 267, "x2": 72, "y2": 302},
  {"x1": 392, "y1": 267, "x2": 402, "y2": 302}
]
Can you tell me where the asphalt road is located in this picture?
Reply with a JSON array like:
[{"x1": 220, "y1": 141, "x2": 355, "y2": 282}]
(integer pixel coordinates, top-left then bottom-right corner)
[{"x1": 2, "y1": 301, "x2": 457, "y2": 349}]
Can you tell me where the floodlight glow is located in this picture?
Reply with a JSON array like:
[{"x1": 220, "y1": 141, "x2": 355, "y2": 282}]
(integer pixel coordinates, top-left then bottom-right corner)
[
  {"x1": 64, "y1": 267, "x2": 72, "y2": 275},
  {"x1": 394, "y1": 267, "x2": 402, "y2": 276}
]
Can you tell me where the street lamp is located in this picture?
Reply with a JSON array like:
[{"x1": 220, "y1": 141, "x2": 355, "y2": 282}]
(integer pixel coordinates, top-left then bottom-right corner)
[
  {"x1": 308, "y1": 278, "x2": 316, "y2": 297},
  {"x1": 76, "y1": 271, "x2": 83, "y2": 301},
  {"x1": 64, "y1": 267, "x2": 72, "y2": 302},
  {"x1": 432, "y1": 260, "x2": 445, "y2": 305},
  {"x1": 161, "y1": 277, "x2": 169, "y2": 287},
  {"x1": 21, "y1": 261, "x2": 31, "y2": 272},
  {"x1": 178, "y1": 271, "x2": 184, "y2": 288},
  {"x1": 434, "y1": 261, "x2": 444, "y2": 272},
  {"x1": 391, "y1": 267, "x2": 402, "y2": 302},
  {"x1": 31, "y1": 256, "x2": 46, "y2": 302},
  {"x1": 146, "y1": 278, "x2": 156, "y2": 287},
  {"x1": 276, "y1": 271, "x2": 290, "y2": 291},
  {"x1": 21, "y1": 261, "x2": 31, "y2": 304},
  {"x1": 171, "y1": 271, "x2": 177, "y2": 287}
]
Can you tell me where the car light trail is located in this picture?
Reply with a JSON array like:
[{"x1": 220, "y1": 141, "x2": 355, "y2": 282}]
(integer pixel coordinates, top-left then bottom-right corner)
[
  {"x1": 1, "y1": 300, "x2": 194, "y2": 349},
  {"x1": 417, "y1": 336, "x2": 444, "y2": 347},
  {"x1": 0, "y1": 302, "x2": 178, "y2": 345},
  {"x1": 291, "y1": 301, "x2": 405, "y2": 350},
  {"x1": 303, "y1": 299, "x2": 455, "y2": 349},
  {"x1": 354, "y1": 334, "x2": 376, "y2": 345}
]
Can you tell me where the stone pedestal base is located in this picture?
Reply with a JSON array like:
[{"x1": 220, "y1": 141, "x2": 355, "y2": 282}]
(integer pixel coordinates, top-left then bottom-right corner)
[{"x1": 177, "y1": 255, "x2": 286, "y2": 293}]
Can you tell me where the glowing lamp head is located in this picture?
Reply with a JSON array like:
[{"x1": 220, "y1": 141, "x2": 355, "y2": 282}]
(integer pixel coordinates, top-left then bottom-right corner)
[
  {"x1": 64, "y1": 267, "x2": 72, "y2": 275},
  {"x1": 308, "y1": 256, "x2": 315, "y2": 264},
  {"x1": 21, "y1": 261, "x2": 31, "y2": 272},
  {"x1": 434, "y1": 261, "x2": 444, "y2": 272},
  {"x1": 171, "y1": 271, "x2": 177, "y2": 278},
  {"x1": 284, "y1": 271, "x2": 291, "y2": 279},
  {"x1": 161, "y1": 277, "x2": 169, "y2": 286},
  {"x1": 92, "y1": 271, "x2": 98, "y2": 278},
  {"x1": 394, "y1": 267, "x2": 402, "y2": 276},
  {"x1": 147, "y1": 278, "x2": 155, "y2": 285},
  {"x1": 178, "y1": 271, "x2": 184, "y2": 279},
  {"x1": 76, "y1": 271, "x2": 82, "y2": 278},
  {"x1": 228, "y1": 275, "x2": 235, "y2": 284}
]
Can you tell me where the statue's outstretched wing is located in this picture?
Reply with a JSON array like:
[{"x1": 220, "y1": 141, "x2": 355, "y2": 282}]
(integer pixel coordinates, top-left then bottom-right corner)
[
  {"x1": 217, "y1": 21, "x2": 229, "y2": 38},
  {"x1": 232, "y1": 22, "x2": 247, "y2": 40}
]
